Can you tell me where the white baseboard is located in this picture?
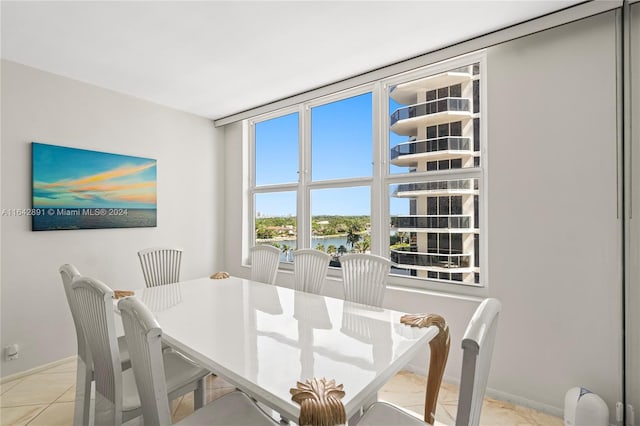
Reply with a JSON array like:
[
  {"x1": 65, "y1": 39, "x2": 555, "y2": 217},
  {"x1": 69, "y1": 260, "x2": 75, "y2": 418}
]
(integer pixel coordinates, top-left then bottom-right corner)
[
  {"x1": 1, "y1": 355, "x2": 77, "y2": 384},
  {"x1": 484, "y1": 387, "x2": 564, "y2": 418},
  {"x1": 401, "y1": 364, "x2": 564, "y2": 419}
]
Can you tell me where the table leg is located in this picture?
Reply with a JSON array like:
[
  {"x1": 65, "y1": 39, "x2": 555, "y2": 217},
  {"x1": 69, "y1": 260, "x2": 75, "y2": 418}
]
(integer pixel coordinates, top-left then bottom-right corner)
[
  {"x1": 423, "y1": 318, "x2": 450, "y2": 425},
  {"x1": 400, "y1": 313, "x2": 451, "y2": 425}
]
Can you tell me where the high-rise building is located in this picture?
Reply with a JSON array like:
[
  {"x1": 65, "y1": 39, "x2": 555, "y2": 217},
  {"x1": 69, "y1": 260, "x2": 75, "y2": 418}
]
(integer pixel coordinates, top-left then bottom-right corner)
[{"x1": 389, "y1": 63, "x2": 480, "y2": 284}]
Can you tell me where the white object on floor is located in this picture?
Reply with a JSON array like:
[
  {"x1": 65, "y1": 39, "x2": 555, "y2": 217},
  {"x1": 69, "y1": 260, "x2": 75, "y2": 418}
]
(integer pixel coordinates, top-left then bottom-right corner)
[{"x1": 564, "y1": 387, "x2": 609, "y2": 426}]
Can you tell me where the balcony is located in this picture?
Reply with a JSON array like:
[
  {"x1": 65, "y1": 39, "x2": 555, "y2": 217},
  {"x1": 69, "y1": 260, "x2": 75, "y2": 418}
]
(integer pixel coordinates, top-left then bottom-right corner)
[
  {"x1": 390, "y1": 98, "x2": 471, "y2": 135},
  {"x1": 392, "y1": 179, "x2": 477, "y2": 197},
  {"x1": 390, "y1": 137, "x2": 472, "y2": 166},
  {"x1": 390, "y1": 249, "x2": 472, "y2": 272},
  {"x1": 389, "y1": 69, "x2": 473, "y2": 104},
  {"x1": 391, "y1": 215, "x2": 472, "y2": 231}
]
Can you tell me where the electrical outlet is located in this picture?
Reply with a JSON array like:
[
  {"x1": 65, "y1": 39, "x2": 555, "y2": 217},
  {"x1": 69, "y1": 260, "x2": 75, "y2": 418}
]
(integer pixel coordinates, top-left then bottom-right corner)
[
  {"x1": 4, "y1": 344, "x2": 19, "y2": 361},
  {"x1": 617, "y1": 402, "x2": 624, "y2": 424}
]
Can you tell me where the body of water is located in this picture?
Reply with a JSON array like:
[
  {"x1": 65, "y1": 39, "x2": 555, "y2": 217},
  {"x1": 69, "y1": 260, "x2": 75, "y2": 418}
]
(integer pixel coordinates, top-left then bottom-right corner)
[
  {"x1": 32, "y1": 208, "x2": 156, "y2": 231},
  {"x1": 259, "y1": 236, "x2": 349, "y2": 262}
]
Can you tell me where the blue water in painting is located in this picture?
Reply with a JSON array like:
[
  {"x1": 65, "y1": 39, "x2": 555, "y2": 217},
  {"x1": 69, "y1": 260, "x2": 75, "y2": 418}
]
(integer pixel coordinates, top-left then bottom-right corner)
[{"x1": 32, "y1": 208, "x2": 156, "y2": 231}]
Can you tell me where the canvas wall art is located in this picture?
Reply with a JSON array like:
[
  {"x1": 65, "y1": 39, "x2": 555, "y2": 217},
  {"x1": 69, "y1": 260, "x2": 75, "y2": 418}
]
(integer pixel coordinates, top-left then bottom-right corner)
[{"x1": 31, "y1": 142, "x2": 157, "y2": 231}]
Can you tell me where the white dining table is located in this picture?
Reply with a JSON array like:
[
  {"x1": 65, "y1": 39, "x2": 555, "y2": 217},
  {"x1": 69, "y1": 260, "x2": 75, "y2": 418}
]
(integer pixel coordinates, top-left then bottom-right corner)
[{"x1": 130, "y1": 275, "x2": 448, "y2": 425}]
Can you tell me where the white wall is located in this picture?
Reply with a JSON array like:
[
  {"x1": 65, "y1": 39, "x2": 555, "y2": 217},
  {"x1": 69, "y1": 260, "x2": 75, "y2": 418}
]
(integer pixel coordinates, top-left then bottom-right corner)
[
  {"x1": 223, "y1": 12, "x2": 623, "y2": 419},
  {"x1": 0, "y1": 60, "x2": 224, "y2": 378},
  {"x1": 486, "y1": 11, "x2": 622, "y2": 417}
]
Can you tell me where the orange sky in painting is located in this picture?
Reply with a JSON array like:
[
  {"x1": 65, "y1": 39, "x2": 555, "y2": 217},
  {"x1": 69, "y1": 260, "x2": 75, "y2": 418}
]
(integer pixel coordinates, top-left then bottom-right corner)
[
  {"x1": 41, "y1": 162, "x2": 156, "y2": 188},
  {"x1": 69, "y1": 181, "x2": 156, "y2": 193},
  {"x1": 115, "y1": 193, "x2": 157, "y2": 204}
]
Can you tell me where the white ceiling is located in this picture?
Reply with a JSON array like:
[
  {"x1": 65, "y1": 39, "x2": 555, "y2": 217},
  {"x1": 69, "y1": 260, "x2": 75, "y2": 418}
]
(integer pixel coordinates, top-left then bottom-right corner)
[{"x1": 1, "y1": 1, "x2": 581, "y2": 120}]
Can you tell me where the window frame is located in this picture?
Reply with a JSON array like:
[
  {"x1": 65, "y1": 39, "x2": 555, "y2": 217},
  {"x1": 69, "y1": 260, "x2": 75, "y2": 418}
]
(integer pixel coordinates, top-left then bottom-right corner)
[{"x1": 246, "y1": 51, "x2": 488, "y2": 296}]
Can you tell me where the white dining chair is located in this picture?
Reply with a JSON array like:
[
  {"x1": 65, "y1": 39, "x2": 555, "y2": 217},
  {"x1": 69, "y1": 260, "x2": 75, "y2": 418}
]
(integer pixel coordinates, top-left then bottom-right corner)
[
  {"x1": 138, "y1": 247, "x2": 183, "y2": 287},
  {"x1": 340, "y1": 253, "x2": 391, "y2": 307},
  {"x1": 250, "y1": 244, "x2": 281, "y2": 285},
  {"x1": 293, "y1": 248, "x2": 331, "y2": 295},
  {"x1": 59, "y1": 264, "x2": 131, "y2": 426},
  {"x1": 357, "y1": 298, "x2": 502, "y2": 426},
  {"x1": 118, "y1": 295, "x2": 279, "y2": 426},
  {"x1": 70, "y1": 276, "x2": 208, "y2": 426}
]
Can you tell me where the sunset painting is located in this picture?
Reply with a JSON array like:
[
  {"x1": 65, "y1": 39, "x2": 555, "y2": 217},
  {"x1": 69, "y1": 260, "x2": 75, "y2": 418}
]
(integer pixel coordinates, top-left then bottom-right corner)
[{"x1": 31, "y1": 142, "x2": 157, "y2": 231}]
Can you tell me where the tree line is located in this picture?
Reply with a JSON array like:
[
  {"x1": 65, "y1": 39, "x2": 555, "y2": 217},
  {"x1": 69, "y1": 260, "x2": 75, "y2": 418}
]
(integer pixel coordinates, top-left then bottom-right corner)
[{"x1": 256, "y1": 215, "x2": 369, "y2": 239}]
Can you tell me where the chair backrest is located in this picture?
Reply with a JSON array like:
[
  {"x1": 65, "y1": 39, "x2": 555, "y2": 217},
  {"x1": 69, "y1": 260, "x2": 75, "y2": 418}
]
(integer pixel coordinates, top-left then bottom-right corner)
[
  {"x1": 293, "y1": 249, "x2": 331, "y2": 295},
  {"x1": 70, "y1": 276, "x2": 124, "y2": 425},
  {"x1": 59, "y1": 264, "x2": 89, "y2": 363},
  {"x1": 340, "y1": 253, "x2": 390, "y2": 307},
  {"x1": 455, "y1": 298, "x2": 502, "y2": 426},
  {"x1": 118, "y1": 296, "x2": 172, "y2": 426},
  {"x1": 250, "y1": 245, "x2": 281, "y2": 285},
  {"x1": 138, "y1": 247, "x2": 183, "y2": 288}
]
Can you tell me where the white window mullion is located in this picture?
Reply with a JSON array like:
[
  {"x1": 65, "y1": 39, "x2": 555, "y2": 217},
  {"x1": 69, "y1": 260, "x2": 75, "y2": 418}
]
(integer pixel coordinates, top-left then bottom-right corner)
[
  {"x1": 298, "y1": 104, "x2": 311, "y2": 249},
  {"x1": 252, "y1": 183, "x2": 299, "y2": 194},
  {"x1": 371, "y1": 81, "x2": 386, "y2": 257},
  {"x1": 246, "y1": 119, "x2": 255, "y2": 264},
  {"x1": 307, "y1": 177, "x2": 373, "y2": 190}
]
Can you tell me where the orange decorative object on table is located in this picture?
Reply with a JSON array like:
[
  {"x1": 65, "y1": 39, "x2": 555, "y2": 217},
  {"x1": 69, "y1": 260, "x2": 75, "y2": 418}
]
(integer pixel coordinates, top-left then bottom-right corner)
[
  {"x1": 210, "y1": 271, "x2": 230, "y2": 279},
  {"x1": 113, "y1": 290, "x2": 134, "y2": 299}
]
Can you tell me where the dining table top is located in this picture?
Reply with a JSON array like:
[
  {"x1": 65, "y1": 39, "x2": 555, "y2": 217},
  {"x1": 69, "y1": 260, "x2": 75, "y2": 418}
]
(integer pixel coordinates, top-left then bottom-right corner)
[{"x1": 129, "y1": 275, "x2": 445, "y2": 424}]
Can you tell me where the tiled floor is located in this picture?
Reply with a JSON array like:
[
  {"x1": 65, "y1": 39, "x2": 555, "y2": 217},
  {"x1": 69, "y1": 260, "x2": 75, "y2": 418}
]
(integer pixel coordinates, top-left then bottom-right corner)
[{"x1": 0, "y1": 358, "x2": 563, "y2": 425}]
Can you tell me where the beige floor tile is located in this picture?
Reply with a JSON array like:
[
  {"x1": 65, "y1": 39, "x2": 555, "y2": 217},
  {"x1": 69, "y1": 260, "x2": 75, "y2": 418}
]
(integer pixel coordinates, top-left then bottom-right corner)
[
  {"x1": 479, "y1": 397, "x2": 550, "y2": 425},
  {"x1": 378, "y1": 373, "x2": 455, "y2": 425},
  {"x1": 172, "y1": 392, "x2": 194, "y2": 423},
  {"x1": 204, "y1": 374, "x2": 235, "y2": 403},
  {"x1": 56, "y1": 384, "x2": 77, "y2": 403},
  {"x1": 402, "y1": 404, "x2": 428, "y2": 419},
  {"x1": 0, "y1": 365, "x2": 564, "y2": 426},
  {"x1": 28, "y1": 402, "x2": 74, "y2": 426},
  {"x1": 41, "y1": 360, "x2": 77, "y2": 375},
  {"x1": 378, "y1": 370, "x2": 426, "y2": 407},
  {"x1": 0, "y1": 404, "x2": 47, "y2": 425},
  {"x1": 384, "y1": 372, "x2": 564, "y2": 426},
  {"x1": 206, "y1": 374, "x2": 233, "y2": 391},
  {"x1": 0, "y1": 379, "x2": 23, "y2": 396},
  {"x1": 171, "y1": 394, "x2": 184, "y2": 416},
  {"x1": 433, "y1": 402, "x2": 456, "y2": 425},
  {"x1": 439, "y1": 402, "x2": 459, "y2": 423},
  {"x1": 169, "y1": 375, "x2": 252, "y2": 423},
  {"x1": 512, "y1": 403, "x2": 564, "y2": 426},
  {"x1": 1, "y1": 373, "x2": 75, "y2": 407},
  {"x1": 435, "y1": 382, "x2": 459, "y2": 405}
]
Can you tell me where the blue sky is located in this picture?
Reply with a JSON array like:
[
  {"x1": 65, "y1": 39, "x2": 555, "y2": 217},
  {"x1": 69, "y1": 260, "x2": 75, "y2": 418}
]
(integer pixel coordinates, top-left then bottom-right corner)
[
  {"x1": 255, "y1": 93, "x2": 410, "y2": 217},
  {"x1": 32, "y1": 142, "x2": 157, "y2": 209}
]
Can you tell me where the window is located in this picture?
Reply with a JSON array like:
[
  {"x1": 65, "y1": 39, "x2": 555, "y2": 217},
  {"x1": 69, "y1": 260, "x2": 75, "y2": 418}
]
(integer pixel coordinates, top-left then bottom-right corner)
[
  {"x1": 311, "y1": 93, "x2": 372, "y2": 181},
  {"x1": 255, "y1": 191, "x2": 296, "y2": 262},
  {"x1": 308, "y1": 93, "x2": 373, "y2": 262},
  {"x1": 252, "y1": 112, "x2": 299, "y2": 262},
  {"x1": 251, "y1": 91, "x2": 373, "y2": 266},
  {"x1": 249, "y1": 53, "x2": 485, "y2": 289},
  {"x1": 387, "y1": 60, "x2": 482, "y2": 285},
  {"x1": 255, "y1": 112, "x2": 298, "y2": 185}
]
